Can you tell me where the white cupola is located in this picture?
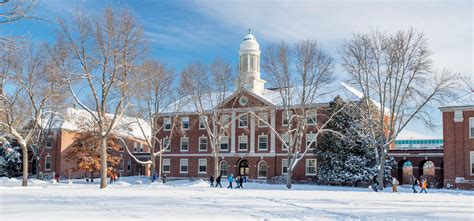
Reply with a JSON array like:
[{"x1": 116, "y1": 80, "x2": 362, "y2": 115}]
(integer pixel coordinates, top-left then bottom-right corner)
[{"x1": 236, "y1": 29, "x2": 265, "y2": 95}]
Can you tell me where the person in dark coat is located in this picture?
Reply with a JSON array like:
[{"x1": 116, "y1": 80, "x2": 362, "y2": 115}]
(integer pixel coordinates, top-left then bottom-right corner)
[
  {"x1": 209, "y1": 175, "x2": 215, "y2": 187},
  {"x1": 412, "y1": 176, "x2": 418, "y2": 193},
  {"x1": 162, "y1": 174, "x2": 167, "y2": 183},
  {"x1": 152, "y1": 173, "x2": 157, "y2": 182},
  {"x1": 371, "y1": 176, "x2": 379, "y2": 192},
  {"x1": 235, "y1": 175, "x2": 241, "y2": 189},
  {"x1": 215, "y1": 175, "x2": 222, "y2": 188}
]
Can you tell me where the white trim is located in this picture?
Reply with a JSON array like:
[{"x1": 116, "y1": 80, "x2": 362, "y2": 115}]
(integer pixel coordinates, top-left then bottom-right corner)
[
  {"x1": 270, "y1": 110, "x2": 275, "y2": 153},
  {"x1": 127, "y1": 158, "x2": 131, "y2": 171},
  {"x1": 258, "y1": 134, "x2": 268, "y2": 151},
  {"x1": 231, "y1": 112, "x2": 236, "y2": 153},
  {"x1": 162, "y1": 158, "x2": 170, "y2": 173},
  {"x1": 282, "y1": 110, "x2": 292, "y2": 127},
  {"x1": 198, "y1": 158, "x2": 207, "y2": 174},
  {"x1": 281, "y1": 133, "x2": 290, "y2": 150},
  {"x1": 180, "y1": 137, "x2": 189, "y2": 152},
  {"x1": 163, "y1": 137, "x2": 171, "y2": 152},
  {"x1": 238, "y1": 135, "x2": 248, "y2": 151},
  {"x1": 162, "y1": 152, "x2": 317, "y2": 157},
  {"x1": 470, "y1": 151, "x2": 474, "y2": 175},
  {"x1": 305, "y1": 159, "x2": 317, "y2": 176},
  {"x1": 306, "y1": 109, "x2": 317, "y2": 125},
  {"x1": 282, "y1": 159, "x2": 288, "y2": 175},
  {"x1": 239, "y1": 114, "x2": 249, "y2": 128},
  {"x1": 220, "y1": 136, "x2": 229, "y2": 151},
  {"x1": 181, "y1": 116, "x2": 190, "y2": 130},
  {"x1": 44, "y1": 155, "x2": 52, "y2": 171},
  {"x1": 250, "y1": 114, "x2": 255, "y2": 153},
  {"x1": 257, "y1": 160, "x2": 268, "y2": 179},
  {"x1": 45, "y1": 137, "x2": 53, "y2": 149},
  {"x1": 163, "y1": 117, "x2": 172, "y2": 131},
  {"x1": 306, "y1": 133, "x2": 316, "y2": 150},
  {"x1": 469, "y1": 117, "x2": 474, "y2": 138},
  {"x1": 257, "y1": 112, "x2": 268, "y2": 128},
  {"x1": 220, "y1": 160, "x2": 229, "y2": 176},
  {"x1": 180, "y1": 158, "x2": 188, "y2": 174},
  {"x1": 199, "y1": 116, "x2": 207, "y2": 130},
  {"x1": 199, "y1": 136, "x2": 208, "y2": 152}
]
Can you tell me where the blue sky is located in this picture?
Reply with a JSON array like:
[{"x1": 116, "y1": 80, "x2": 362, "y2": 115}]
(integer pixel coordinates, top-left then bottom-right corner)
[{"x1": 3, "y1": 0, "x2": 472, "y2": 138}]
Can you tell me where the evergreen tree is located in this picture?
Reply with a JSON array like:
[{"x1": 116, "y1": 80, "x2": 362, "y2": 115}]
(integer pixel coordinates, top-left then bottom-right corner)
[
  {"x1": 0, "y1": 137, "x2": 22, "y2": 178},
  {"x1": 316, "y1": 96, "x2": 378, "y2": 185}
]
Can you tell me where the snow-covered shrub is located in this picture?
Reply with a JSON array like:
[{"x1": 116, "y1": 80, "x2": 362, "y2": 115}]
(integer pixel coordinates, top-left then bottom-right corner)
[{"x1": 0, "y1": 137, "x2": 22, "y2": 178}]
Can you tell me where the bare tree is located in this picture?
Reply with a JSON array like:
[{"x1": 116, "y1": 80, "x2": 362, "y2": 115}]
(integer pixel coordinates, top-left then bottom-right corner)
[
  {"x1": 340, "y1": 29, "x2": 458, "y2": 189},
  {"x1": 0, "y1": 43, "x2": 63, "y2": 186},
  {"x1": 261, "y1": 40, "x2": 341, "y2": 189},
  {"x1": 0, "y1": 0, "x2": 36, "y2": 46},
  {"x1": 48, "y1": 7, "x2": 145, "y2": 188},
  {"x1": 180, "y1": 58, "x2": 235, "y2": 179},
  {"x1": 121, "y1": 59, "x2": 181, "y2": 181}
]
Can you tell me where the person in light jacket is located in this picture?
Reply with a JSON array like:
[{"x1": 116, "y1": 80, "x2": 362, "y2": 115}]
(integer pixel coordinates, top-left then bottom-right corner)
[
  {"x1": 392, "y1": 177, "x2": 399, "y2": 193},
  {"x1": 227, "y1": 174, "x2": 233, "y2": 189}
]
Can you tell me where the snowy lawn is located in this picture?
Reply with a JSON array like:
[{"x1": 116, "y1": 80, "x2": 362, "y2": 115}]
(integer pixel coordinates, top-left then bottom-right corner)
[{"x1": 1, "y1": 176, "x2": 473, "y2": 221}]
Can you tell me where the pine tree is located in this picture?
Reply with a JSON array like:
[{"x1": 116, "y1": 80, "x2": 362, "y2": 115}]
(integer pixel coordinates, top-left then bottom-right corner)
[
  {"x1": 0, "y1": 137, "x2": 22, "y2": 178},
  {"x1": 316, "y1": 96, "x2": 378, "y2": 185}
]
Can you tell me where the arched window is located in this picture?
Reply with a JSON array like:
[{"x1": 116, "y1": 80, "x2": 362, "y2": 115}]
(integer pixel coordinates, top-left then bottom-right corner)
[
  {"x1": 220, "y1": 161, "x2": 229, "y2": 176},
  {"x1": 402, "y1": 161, "x2": 413, "y2": 183},
  {"x1": 423, "y1": 161, "x2": 435, "y2": 177},
  {"x1": 257, "y1": 161, "x2": 268, "y2": 178}
]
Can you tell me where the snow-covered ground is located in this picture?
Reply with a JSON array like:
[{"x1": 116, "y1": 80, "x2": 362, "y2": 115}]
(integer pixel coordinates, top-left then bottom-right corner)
[{"x1": 1, "y1": 176, "x2": 473, "y2": 221}]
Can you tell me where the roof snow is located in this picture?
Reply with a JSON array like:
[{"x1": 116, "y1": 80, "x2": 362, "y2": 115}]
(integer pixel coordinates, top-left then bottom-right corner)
[{"x1": 41, "y1": 108, "x2": 151, "y2": 141}]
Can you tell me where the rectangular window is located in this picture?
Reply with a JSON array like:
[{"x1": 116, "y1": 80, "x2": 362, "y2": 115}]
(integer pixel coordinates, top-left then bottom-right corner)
[
  {"x1": 239, "y1": 135, "x2": 248, "y2": 150},
  {"x1": 119, "y1": 159, "x2": 124, "y2": 171},
  {"x1": 220, "y1": 136, "x2": 229, "y2": 151},
  {"x1": 198, "y1": 159, "x2": 207, "y2": 174},
  {"x1": 306, "y1": 159, "x2": 317, "y2": 176},
  {"x1": 181, "y1": 116, "x2": 189, "y2": 130},
  {"x1": 164, "y1": 117, "x2": 171, "y2": 131},
  {"x1": 470, "y1": 151, "x2": 474, "y2": 175},
  {"x1": 140, "y1": 143, "x2": 144, "y2": 152},
  {"x1": 163, "y1": 138, "x2": 170, "y2": 152},
  {"x1": 282, "y1": 159, "x2": 288, "y2": 175},
  {"x1": 127, "y1": 159, "x2": 131, "y2": 171},
  {"x1": 306, "y1": 110, "x2": 317, "y2": 125},
  {"x1": 45, "y1": 137, "x2": 53, "y2": 149},
  {"x1": 470, "y1": 117, "x2": 474, "y2": 138},
  {"x1": 199, "y1": 116, "x2": 207, "y2": 130},
  {"x1": 180, "y1": 159, "x2": 188, "y2": 174},
  {"x1": 306, "y1": 133, "x2": 316, "y2": 149},
  {"x1": 258, "y1": 135, "x2": 268, "y2": 151},
  {"x1": 180, "y1": 137, "x2": 189, "y2": 152},
  {"x1": 163, "y1": 159, "x2": 170, "y2": 173},
  {"x1": 45, "y1": 156, "x2": 52, "y2": 170},
  {"x1": 281, "y1": 133, "x2": 290, "y2": 150},
  {"x1": 282, "y1": 110, "x2": 292, "y2": 126},
  {"x1": 133, "y1": 142, "x2": 138, "y2": 152},
  {"x1": 220, "y1": 114, "x2": 230, "y2": 126},
  {"x1": 239, "y1": 114, "x2": 248, "y2": 128},
  {"x1": 258, "y1": 112, "x2": 268, "y2": 127},
  {"x1": 199, "y1": 137, "x2": 208, "y2": 151}
]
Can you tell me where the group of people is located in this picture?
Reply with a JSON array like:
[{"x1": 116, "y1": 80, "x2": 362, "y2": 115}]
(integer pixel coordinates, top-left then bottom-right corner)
[
  {"x1": 109, "y1": 172, "x2": 119, "y2": 184},
  {"x1": 209, "y1": 174, "x2": 246, "y2": 189},
  {"x1": 371, "y1": 175, "x2": 428, "y2": 193}
]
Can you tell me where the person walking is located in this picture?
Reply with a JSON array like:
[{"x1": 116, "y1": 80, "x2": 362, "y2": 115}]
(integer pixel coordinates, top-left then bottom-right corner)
[
  {"x1": 392, "y1": 177, "x2": 399, "y2": 193},
  {"x1": 420, "y1": 178, "x2": 428, "y2": 194},
  {"x1": 412, "y1": 176, "x2": 418, "y2": 193},
  {"x1": 152, "y1": 173, "x2": 157, "y2": 183},
  {"x1": 215, "y1": 175, "x2": 222, "y2": 188},
  {"x1": 54, "y1": 173, "x2": 60, "y2": 183},
  {"x1": 238, "y1": 175, "x2": 244, "y2": 189},
  {"x1": 162, "y1": 174, "x2": 167, "y2": 184},
  {"x1": 235, "y1": 175, "x2": 241, "y2": 189},
  {"x1": 371, "y1": 176, "x2": 379, "y2": 192},
  {"x1": 227, "y1": 174, "x2": 233, "y2": 189},
  {"x1": 209, "y1": 175, "x2": 215, "y2": 187}
]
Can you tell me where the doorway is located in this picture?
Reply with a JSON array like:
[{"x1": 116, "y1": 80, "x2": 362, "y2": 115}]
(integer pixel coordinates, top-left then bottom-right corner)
[{"x1": 238, "y1": 159, "x2": 249, "y2": 177}]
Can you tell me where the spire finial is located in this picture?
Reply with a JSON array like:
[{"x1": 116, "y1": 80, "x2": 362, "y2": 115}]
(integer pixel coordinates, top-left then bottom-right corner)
[{"x1": 248, "y1": 28, "x2": 251, "y2": 34}]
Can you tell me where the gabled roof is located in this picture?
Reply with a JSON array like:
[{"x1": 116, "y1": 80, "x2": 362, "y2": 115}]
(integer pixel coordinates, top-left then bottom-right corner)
[{"x1": 439, "y1": 92, "x2": 474, "y2": 111}]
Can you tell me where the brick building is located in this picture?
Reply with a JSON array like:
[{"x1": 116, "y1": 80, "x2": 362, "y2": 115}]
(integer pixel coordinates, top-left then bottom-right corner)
[
  {"x1": 439, "y1": 94, "x2": 474, "y2": 190},
  {"x1": 30, "y1": 108, "x2": 151, "y2": 179},
  {"x1": 156, "y1": 32, "x2": 362, "y2": 182}
]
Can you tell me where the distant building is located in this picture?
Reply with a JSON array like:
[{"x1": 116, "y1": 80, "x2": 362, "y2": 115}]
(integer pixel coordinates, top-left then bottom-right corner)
[
  {"x1": 394, "y1": 139, "x2": 443, "y2": 150},
  {"x1": 439, "y1": 93, "x2": 474, "y2": 190}
]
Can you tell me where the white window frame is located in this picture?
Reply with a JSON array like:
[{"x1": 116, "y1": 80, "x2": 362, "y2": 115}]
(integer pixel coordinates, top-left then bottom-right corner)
[
  {"x1": 258, "y1": 134, "x2": 268, "y2": 151},
  {"x1": 180, "y1": 159, "x2": 188, "y2": 174},
  {"x1": 180, "y1": 137, "x2": 189, "y2": 152},
  {"x1": 140, "y1": 143, "x2": 144, "y2": 152},
  {"x1": 181, "y1": 116, "x2": 190, "y2": 130},
  {"x1": 257, "y1": 112, "x2": 268, "y2": 127},
  {"x1": 45, "y1": 136, "x2": 53, "y2": 149},
  {"x1": 220, "y1": 114, "x2": 230, "y2": 127},
  {"x1": 257, "y1": 161, "x2": 268, "y2": 179},
  {"x1": 199, "y1": 116, "x2": 207, "y2": 130},
  {"x1": 282, "y1": 110, "x2": 292, "y2": 127},
  {"x1": 306, "y1": 133, "x2": 316, "y2": 150},
  {"x1": 220, "y1": 136, "x2": 229, "y2": 151},
  {"x1": 164, "y1": 117, "x2": 171, "y2": 131},
  {"x1": 163, "y1": 137, "x2": 171, "y2": 152},
  {"x1": 127, "y1": 159, "x2": 131, "y2": 171},
  {"x1": 45, "y1": 155, "x2": 52, "y2": 171},
  {"x1": 306, "y1": 109, "x2": 317, "y2": 125},
  {"x1": 162, "y1": 158, "x2": 170, "y2": 173},
  {"x1": 238, "y1": 135, "x2": 248, "y2": 151},
  {"x1": 281, "y1": 133, "x2": 291, "y2": 150},
  {"x1": 199, "y1": 136, "x2": 208, "y2": 152},
  {"x1": 470, "y1": 117, "x2": 474, "y2": 138},
  {"x1": 306, "y1": 159, "x2": 317, "y2": 176},
  {"x1": 133, "y1": 142, "x2": 138, "y2": 152},
  {"x1": 119, "y1": 158, "x2": 124, "y2": 172},
  {"x1": 239, "y1": 114, "x2": 248, "y2": 128},
  {"x1": 282, "y1": 159, "x2": 288, "y2": 175},
  {"x1": 470, "y1": 151, "x2": 474, "y2": 175},
  {"x1": 198, "y1": 158, "x2": 207, "y2": 174},
  {"x1": 220, "y1": 160, "x2": 229, "y2": 176}
]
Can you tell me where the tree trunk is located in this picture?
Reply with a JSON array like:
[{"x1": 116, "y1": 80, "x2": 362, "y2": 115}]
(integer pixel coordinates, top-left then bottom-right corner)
[
  {"x1": 158, "y1": 150, "x2": 162, "y2": 180},
  {"x1": 21, "y1": 143, "x2": 28, "y2": 186},
  {"x1": 150, "y1": 152, "x2": 156, "y2": 181},
  {"x1": 377, "y1": 149, "x2": 387, "y2": 190},
  {"x1": 286, "y1": 170, "x2": 293, "y2": 189},
  {"x1": 91, "y1": 171, "x2": 94, "y2": 182},
  {"x1": 35, "y1": 158, "x2": 40, "y2": 179},
  {"x1": 214, "y1": 154, "x2": 219, "y2": 178},
  {"x1": 99, "y1": 137, "x2": 107, "y2": 189}
]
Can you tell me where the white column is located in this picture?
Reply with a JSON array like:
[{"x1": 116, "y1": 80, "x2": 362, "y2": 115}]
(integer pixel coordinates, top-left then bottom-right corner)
[
  {"x1": 270, "y1": 110, "x2": 276, "y2": 154},
  {"x1": 231, "y1": 111, "x2": 236, "y2": 153},
  {"x1": 250, "y1": 114, "x2": 255, "y2": 154}
]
